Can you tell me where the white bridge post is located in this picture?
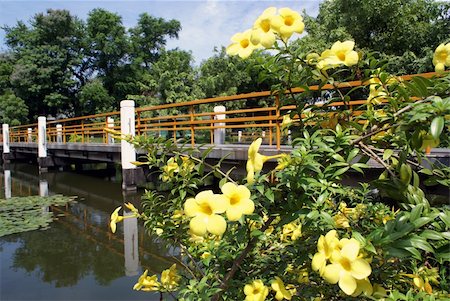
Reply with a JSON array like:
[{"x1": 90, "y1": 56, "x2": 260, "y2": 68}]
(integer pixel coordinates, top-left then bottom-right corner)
[
  {"x1": 56, "y1": 124, "x2": 63, "y2": 143},
  {"x1": 27, "y1": 128, "x2": 32, "y2": 142},
  {"x1": 213, "y1": 105, "x2": 226, "y2": 144},
  {"x1": 120, "y1": 100, "x2": 139, "y2": 190},
  {"x1": 107, "y1": 117, "x2": 115, "y2": 144},
  {"x1": 2, "y1": 124, "x2": 10, "y2": 163},
  {"x1": 38, "y1": 116, "x2": 49, "y2": 172}
]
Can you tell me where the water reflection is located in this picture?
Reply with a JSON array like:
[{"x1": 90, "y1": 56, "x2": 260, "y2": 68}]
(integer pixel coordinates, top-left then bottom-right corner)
[
  {"x1": 0, "y1": 163, "x2": 174, "y2": 300},
  {"x1": 4, "y1": 169, "x2": 11, "y2": 199}
]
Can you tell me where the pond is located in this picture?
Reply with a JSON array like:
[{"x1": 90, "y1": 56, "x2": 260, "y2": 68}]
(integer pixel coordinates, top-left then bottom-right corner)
[{"x1": 0, "y1": 163, "x2": 174, "y2": 301}]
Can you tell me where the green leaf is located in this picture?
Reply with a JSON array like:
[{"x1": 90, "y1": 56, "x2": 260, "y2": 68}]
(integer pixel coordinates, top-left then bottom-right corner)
[
  {"x1": 409, "y1": 204, "x2": 423, "y2": 222},
  {"x1": 347, "y1": 148, "x2": 359, "y2": 162},
  {"x1": 332, "y1": 153, "x2": 346, "y2": 162},
  {"x1": 430, "y1": 116, "x2": 444, "y2": 140},
  {"x1": 383, "y1": 149, "x2": 394, "y2": 161},
  {"x1": 400, "y1": 164, "x2": 412, "y2": 184},
  {"x1": 332, "y1": 166, "x2": 349, "y2": 178},
  {"x1": 410, "y1": 235, "x2": 434, "y2": 253},
  {"x1": 264, "y1": 189, "x2": 274, "y2": 202},
  {"x1": 420, "y1": 230, "x2": 443, "y2": 240}
]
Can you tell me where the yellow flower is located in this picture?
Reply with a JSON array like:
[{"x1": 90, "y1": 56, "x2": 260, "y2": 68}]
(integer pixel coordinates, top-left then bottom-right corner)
[
  {"x1": 306, "y1": 52, "x2": 320, "y2": 65},
  {"x1": 221, "y1": 182, "x2": 255, "y2": 221},
  {"x1": 372, "y1": 284, "x2": 387, "y2": 299},
  {"x1": 110, "y1": 206, "x2": 123, "y2": 233},
  {"x1": 161, "y1": 264, "x2": 180, "y2": 291},
  {"x1": 200, "y1": 252, "x2": 211, "y2": 260},
  {"x1": 351, "y1": 278, "x2": 373, "y2": 297},
  {"x1": 161, "y1": 157, "x2": 179, "y2": 182},
  {"x1": 244, "y1": 279, "x2": 269, "y2": 301},
  {"x1": 133, "y1": 270, "x2": 160, "y2": 291},
  {"x1": 311, "y1": 230, "x2": 340, "y2": 274},
  {"x1": 321, "y1": 238, "x2": 372, "y2": 295},
  {"x1": 367, "y1": 77, "x2": 388, "y2": 105},
  {"x1": 124, "y1": 202, "x2": 139, "y2": 214},
  {"x1": 318, "y1": 41, "x2": 359, "y2": 70},
  {"x1": 271, "y1": 276, "x2": 293, "y2": 300},
  {"x1": 281, "y1": 221, "x2": 302, "y2": 241},
  {"x1": 275, "y1": 154, "x2": 291, "y2": 171},
  {"x1": 184, "y1": 190, "x2": 228, "y2": 236},
  {"x1": 297, "y1": 269, "x2": 309, "y2": 284},
  {"x1": 333, "y1": 213, "x2": 350, "y2": 229},
  {"x1": 251, "y1": 7, "x2": 277, "y2": 48},
  {"x1": 226, "y1": 29, "x2": 258, "y2": 59},
  {"x1": 270, "y1": 7, "x2": 305, "y2": 42},
  {"x1": 247, "y1": 138, "x2": 283, "y2": 184},
  {"x1": 432, "y1": 43, "x2": 450, "y2": 73}
]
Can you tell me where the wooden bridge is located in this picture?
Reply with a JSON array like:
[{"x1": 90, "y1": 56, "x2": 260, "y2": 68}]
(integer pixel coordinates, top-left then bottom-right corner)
[{"x1": 1, "y1": 72, "x2": 448, "y2": 189}]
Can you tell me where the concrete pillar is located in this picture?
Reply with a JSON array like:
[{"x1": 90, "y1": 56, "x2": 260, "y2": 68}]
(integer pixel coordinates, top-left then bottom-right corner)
[
  {"x1": 27, "y1": 128, "x2": 32, "y2": 143},
  {"x1": 56, "y1": 124, "x2": 63, "y2": 143},
  {"x1": 238, "y1": 130, "x2": 242, "y2": 143},
  {"x1": 288, "y1": 130, "x2": 292, "y2": 145},
  {"x1": 262, "y1": 131, "x2": 266, "y2": 139},
  {"x1": 38, "y1": 117, "x2": 48, "y2": 172},
  {"x1": 107, "y1": 117, "x2": 115, "y2": 144},
  {"x1": 121, "y1": 100, "x2": 137, "y2": 190},
  {"x1": 4, "y1": 169, "x2": 11, "y2": 199},
  {"x1": 214, "y1": 105, "x2": 226, "y2": 144},
  {"x1": 2, "y1": 124, "x2": 10, "y2": 163}
]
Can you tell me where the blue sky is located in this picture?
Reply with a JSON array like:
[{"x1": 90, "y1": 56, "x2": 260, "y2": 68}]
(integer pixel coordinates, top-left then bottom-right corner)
[{"x1": 0, "y1": 0, "x2": 321, "y2": 64}]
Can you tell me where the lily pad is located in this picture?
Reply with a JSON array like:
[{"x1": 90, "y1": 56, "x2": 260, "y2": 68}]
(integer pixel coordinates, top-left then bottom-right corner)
[{"x1": 0, "y1": 195, "x2": 77, "y2": 237}]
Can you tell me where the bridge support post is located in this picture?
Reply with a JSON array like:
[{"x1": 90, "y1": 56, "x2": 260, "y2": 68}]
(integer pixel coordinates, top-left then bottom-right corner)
[
  {"x1": 56, "y1": 124, "x2": 63, "y2": 143},
  {"x1": 213, "y1": 105, "x2": 226, "y2": 144},
  {"x1": 120, "y1": 100, "x2": 143, "y2": 191},
  {"x1": 107, "y1": 117, "x2": 115, "y2": 144},
  {"x1": 27, "y1": 128, "x2": 32, "y2": 142},
  {"x1": 2, "y1": 123, "x2": 11, "y2": 164},
  {"x1": 38, "y1": 116, "x2": 50, "y2": 173}
]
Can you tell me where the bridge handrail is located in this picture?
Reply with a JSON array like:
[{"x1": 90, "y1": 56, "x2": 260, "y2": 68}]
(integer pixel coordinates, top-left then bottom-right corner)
[{"x1": 6, "y1": 72, "x2": 439, "y2": 147}]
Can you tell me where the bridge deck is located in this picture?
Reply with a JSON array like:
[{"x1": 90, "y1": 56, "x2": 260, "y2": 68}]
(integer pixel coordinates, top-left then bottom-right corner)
[{"x1": 2, "y1": 142, "x2": 449, "y2": 169}]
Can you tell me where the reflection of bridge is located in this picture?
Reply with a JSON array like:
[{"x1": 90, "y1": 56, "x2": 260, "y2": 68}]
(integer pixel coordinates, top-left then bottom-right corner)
[
  {"x1": 0, "y1": 166, "x2": 177, "y2": 277},
  {"x1": 1, "y1": 72, "x2": 449, "y2": 188}
]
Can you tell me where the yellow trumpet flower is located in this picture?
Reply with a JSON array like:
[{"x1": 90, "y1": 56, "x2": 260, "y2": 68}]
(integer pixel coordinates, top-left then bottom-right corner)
[
  {"x1": 221, "y1": 182, "x2": 254, "y2": 221},
  {"x1": 244, "y1": 279, "x2": 269, "y2": 301},
  {"x1": 246, "y1": 138, "x2": 283, "y2": 184}
]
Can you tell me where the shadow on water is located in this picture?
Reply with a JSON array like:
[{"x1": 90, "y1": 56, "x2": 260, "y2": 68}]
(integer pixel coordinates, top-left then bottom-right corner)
[{"x1": 0, "y1": 163, "x2": 176, "y2": 301}]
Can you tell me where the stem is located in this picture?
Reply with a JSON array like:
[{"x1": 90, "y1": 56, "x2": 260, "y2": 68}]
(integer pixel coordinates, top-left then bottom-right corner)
[
  {"x1": 211, "y1": 216, "x2": 276, "y2": 301},
  {"x1": 178, "y1": 243, "x2": 205, "y2": 279},
  {"x1": 173, "y1": 151, "x2": 236, "y2": 184},
  {"x1": 351, "y1": 98, "x2": 428, "y2": 146},
  {"x1": 359, "y1": 142, "x2": 396, "y2": 178}
]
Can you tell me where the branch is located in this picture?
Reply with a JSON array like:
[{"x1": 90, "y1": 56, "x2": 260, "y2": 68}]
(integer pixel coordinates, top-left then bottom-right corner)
[
  {"x1": 359, "y1": 142, "x2": 396, "y2": 178},
  {"x1": 350, "y1": 98, "x2": 428, "y2": 146},
  {"x1": 211, "y1": 216, "x2": 276, "y2": 301},
  {"x1": 178, "y1": 242, "x2": 205, "y2": 279}
]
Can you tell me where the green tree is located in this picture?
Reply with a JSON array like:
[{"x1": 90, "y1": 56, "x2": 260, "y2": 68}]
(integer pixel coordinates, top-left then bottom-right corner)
[
  {"x1": 129, "y1": 13, "x2": 181, "y2": 68},
  {"x1": 78, "y1": 79, "x2": 114, "y2": 115},
  {"x1": 0, "y1": 90, "x2": 29, "y2": 125},
  {"x1": 85, "y1": 8, "x2": 130, "y2": 101},
  {"x1": 4, "y1": 9, "x2": 85, "y2": 118},
  {"x1": 302, "y1": 0, "x2": 450, "y2": 73}
]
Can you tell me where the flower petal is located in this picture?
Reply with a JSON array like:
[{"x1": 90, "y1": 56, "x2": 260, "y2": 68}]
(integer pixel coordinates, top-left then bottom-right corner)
[
  {"x1": 350, "y1": 259, "x2": 372, "y2": 280},
  {"x1": 312, "y1": 252, "x2": 326, "y2": 273},
  {"x1": 189, "y1": 216, "x2": 207, "y2": 236},
  {"x1": 340, "y1": 238, "x2": 360, "y2": 261},
  {"x1": 339, "y1": 272, "x2": 357, "y2": 295},
  {"x1": 206, "y1": 214, "x2": 227, "y2": 236},
  {"x1": 184, "y1": 197, "x2": 200, "y2": 217},
  {"x1": 322, "y1": 264, "x2": 341, "y2": 284}
]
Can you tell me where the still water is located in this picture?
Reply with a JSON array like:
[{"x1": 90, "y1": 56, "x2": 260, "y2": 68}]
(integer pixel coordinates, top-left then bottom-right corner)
[{"x1": 0, "y1": 163, "x2": 175, "y2": 301}]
